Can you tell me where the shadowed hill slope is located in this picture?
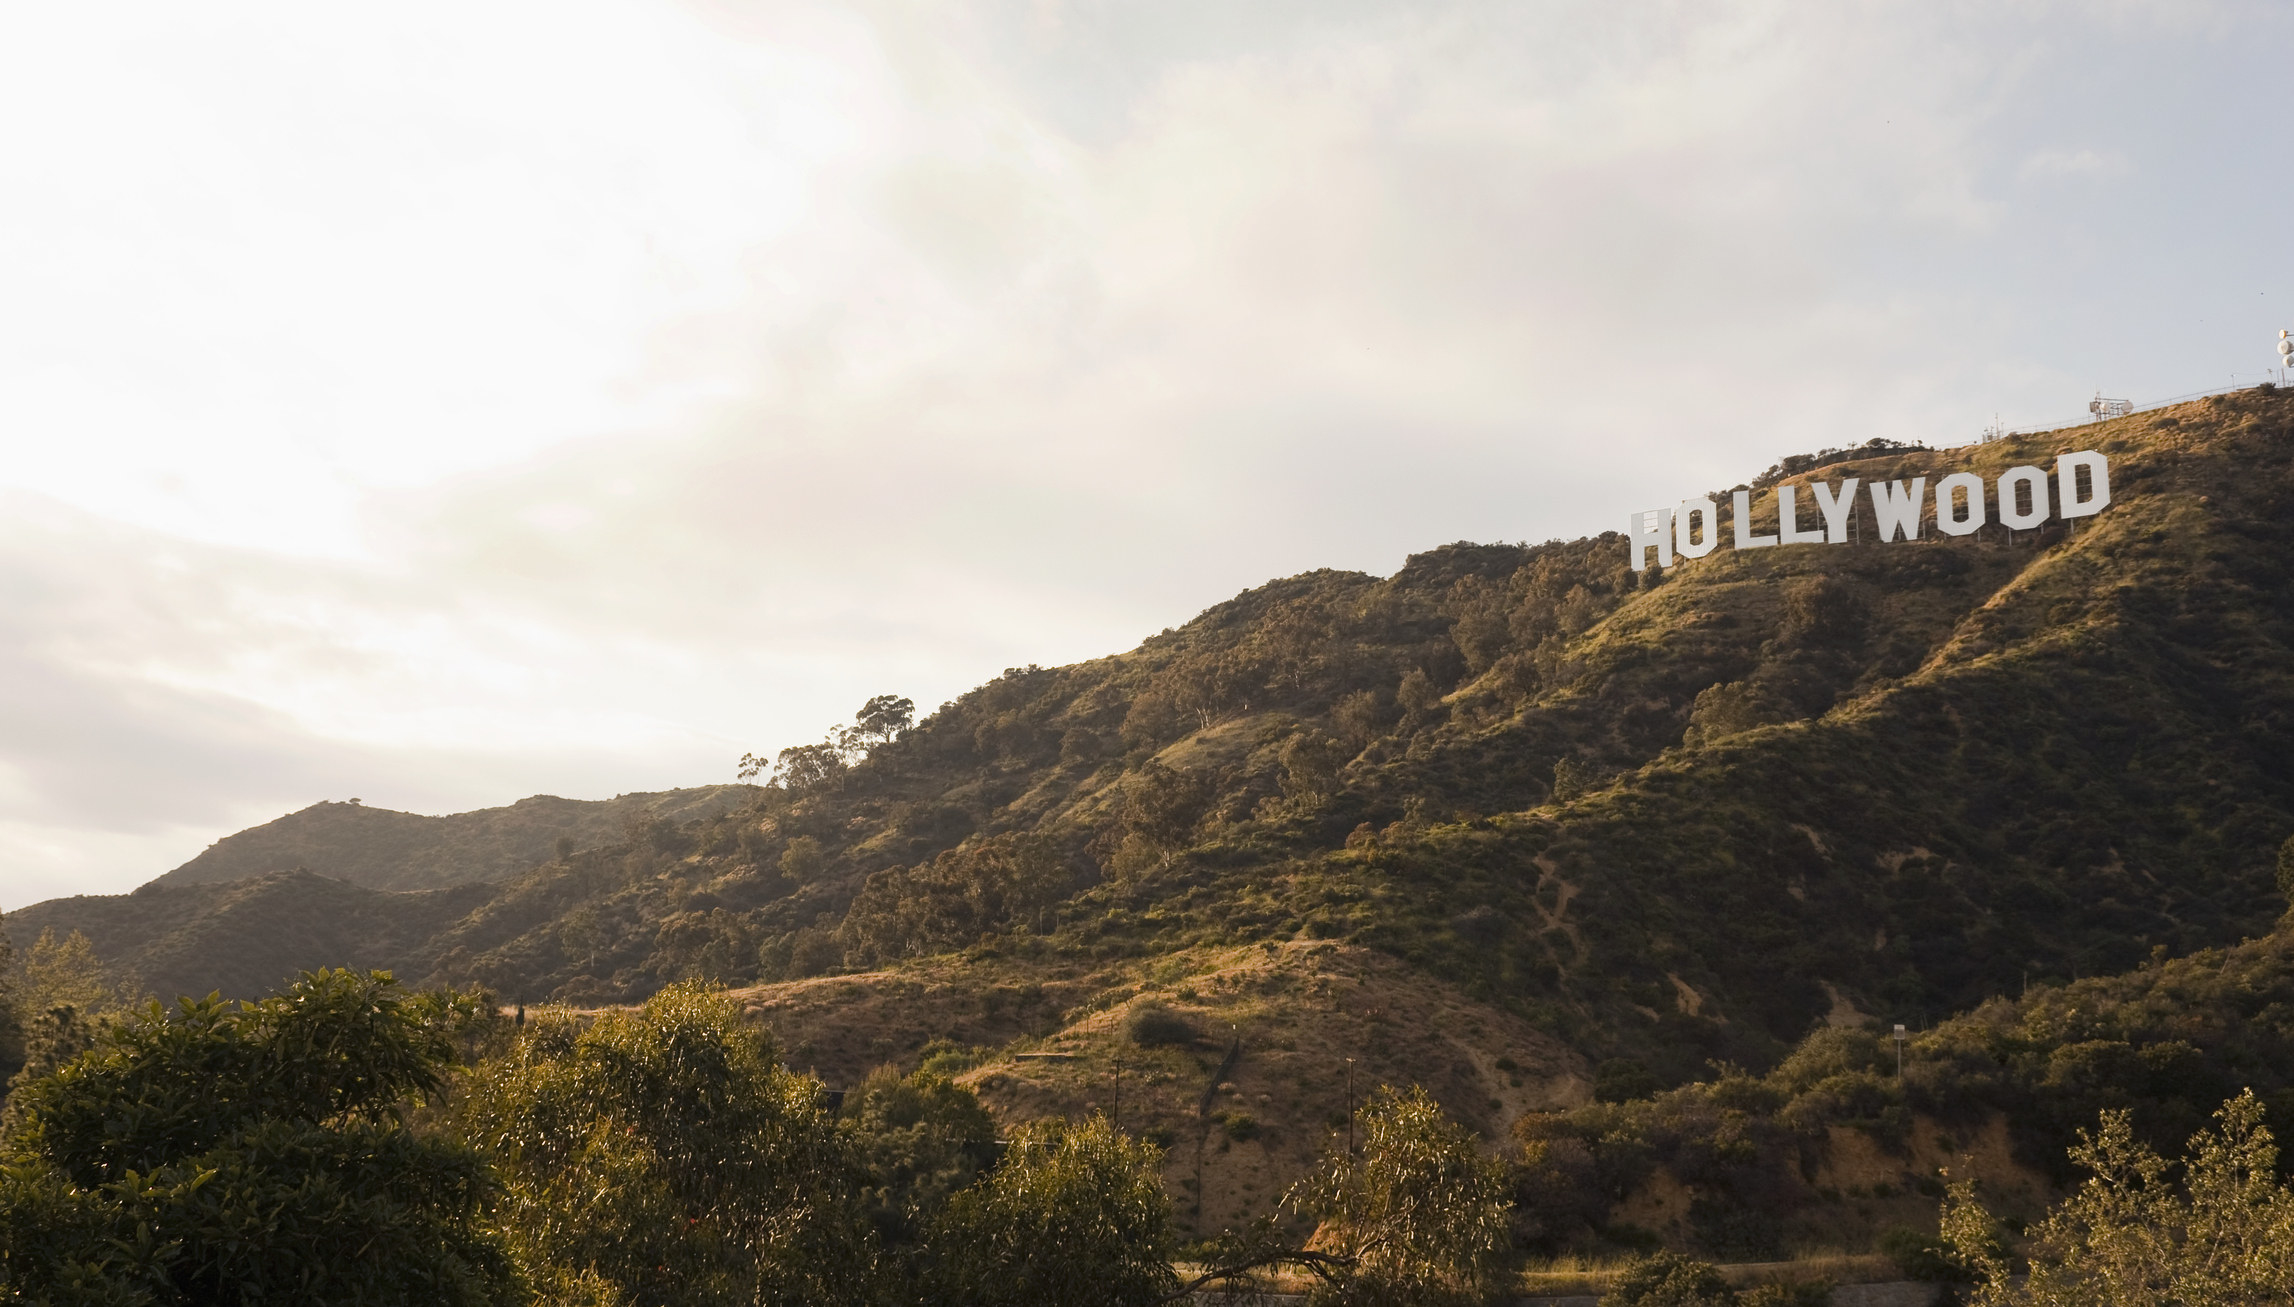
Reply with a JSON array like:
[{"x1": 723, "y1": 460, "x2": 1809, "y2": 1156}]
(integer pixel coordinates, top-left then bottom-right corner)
[
  {"x1": 153, "y1": 786, "x2": 754, "y2": 892},
  {"x1": 5, "y1": 870, "x2": 494, "y2": 1002}
]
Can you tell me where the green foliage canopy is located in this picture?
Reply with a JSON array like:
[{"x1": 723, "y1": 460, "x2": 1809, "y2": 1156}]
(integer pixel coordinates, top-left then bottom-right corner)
[
  {"x1": 455, "y1": 983, "x2": 877, "y2": 1307},
  {"x1": 924, "y1": 1113, "x2": 1178, "y2": 1307},
  {"x1": 0, "y1": 968, "x2": 521, "y2": 1307},
  {"x1": 1289, "y1": 1084, "x2": 1509, "y2": 1306},
  {"x1": 1945, "y1": 1089, "x2": 2294, "y2": 1307},
  {"x1": 838, "y1": 1063, "x2": 997, "y2": 1248}
]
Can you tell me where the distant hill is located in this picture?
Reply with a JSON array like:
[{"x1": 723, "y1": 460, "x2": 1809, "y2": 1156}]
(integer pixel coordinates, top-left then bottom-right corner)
[
  {"x1": 5, "y1": 871, "x2": 494, "y2": 1003},
  {"x1": 153, "y1": 786, "x2": 753, "y2": 892}
]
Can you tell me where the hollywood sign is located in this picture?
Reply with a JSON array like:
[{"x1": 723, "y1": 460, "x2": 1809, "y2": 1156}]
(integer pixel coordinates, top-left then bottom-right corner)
[{"x1": 1628, "y1": 449, "x2": 2112, "y2": 571}]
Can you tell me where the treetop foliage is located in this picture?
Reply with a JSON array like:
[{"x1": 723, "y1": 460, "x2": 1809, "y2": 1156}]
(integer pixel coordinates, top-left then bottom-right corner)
[
  {"x1": 1290, "y1": 1084, "x2": 1510, "y2": 1306},
  {"x1": 924, "y1": 1113, "x2": 1179, "y2": 1307},
  {"x1": 1945, "y1": 1089, "x2": 2294, "y2": 1306},
  {"x1": 0, "y1": 968, "x2": 520, "y2": 1306},
  {"x1": 456, "y1": 982, "x2": 876, "y2": 1307}
]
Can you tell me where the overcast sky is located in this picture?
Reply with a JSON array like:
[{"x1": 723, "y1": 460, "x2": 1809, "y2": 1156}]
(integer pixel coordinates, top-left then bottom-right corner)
[{"x1": 2, "y1": 1, "x2": 2288, "y2": 909}]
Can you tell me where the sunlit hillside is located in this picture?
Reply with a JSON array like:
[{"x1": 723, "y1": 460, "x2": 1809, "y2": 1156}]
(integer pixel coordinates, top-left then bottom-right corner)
[{"x1": 13, "y1": 385, "x2": 2294, "y2": 1245}]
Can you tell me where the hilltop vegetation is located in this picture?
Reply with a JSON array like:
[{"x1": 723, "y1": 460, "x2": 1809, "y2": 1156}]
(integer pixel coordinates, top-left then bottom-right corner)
[{"x1": 11, "y1": 386, "x2": 2294, "y2": 1257}]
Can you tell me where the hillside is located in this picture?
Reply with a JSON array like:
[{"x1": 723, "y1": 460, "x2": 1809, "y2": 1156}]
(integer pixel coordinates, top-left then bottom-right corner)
[
  {"x1": 436, "y1": 388, "x2": 2292, "y2": 1056},
  {"x1": 153, "y1": 786, "x2": 752, "y2": 892},
  {"x1": 1505, "y1": 901, "x2": 2294, "y2": 1259},
  {"x1": 6, "y1": 870, "x2": 494, "y2": 1002},
  {"x1": 11, "y1": 386, "x2": 2294, "y2": 1243}
]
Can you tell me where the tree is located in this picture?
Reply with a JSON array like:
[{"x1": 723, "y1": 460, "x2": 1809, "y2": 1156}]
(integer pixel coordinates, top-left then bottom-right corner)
[
  {"x1": 779, "y1": 835, "x2": 826, "y2": 884},
  {"x1": 737, "y1": 694, "x2": 912, "y2": 789},
  {"x1": 923, "y1": 1113, "x2": 1178, "y2": 1307},
  {"x1": 0, "y1": 969, "x2": 522, "y2": 1306},
  {"x1": 852, "y1": 695, "x2": 915, "y2": 748},
  {"x1": 1395, "y1": 668, "x2": 1442, "y2": 725},
  {"x1": 1287, "y1": 1085, "x2": 1510, "y2": 1307},
  {"x1": 1279, "y1": 733, "x2": 1346, "y2": 809},
  {"x1": 0, "y1": 1004, "x2": 102, "y2": 1135},
  {"x1": 772, "y1": 741, "x2": 850, "y2": 796},
  {"x1": 15, "y1": 928, "x2": 125, "y2": 1018},
  {"x1": 1943, "y1": 1089, "x2": 2294, "y2": 1306},
  {"x1": 839, "y1": 1064, "x2": 997, "y2": 1248},
  {"x1": 457, "y1": 983, "x2": 877, "y2": 1307},
  {"x1": 1112, "y1": 761, "x2": 1210, "y2": 875}
]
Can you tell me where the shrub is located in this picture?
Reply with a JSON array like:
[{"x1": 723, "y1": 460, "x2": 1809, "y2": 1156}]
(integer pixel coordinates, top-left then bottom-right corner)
[
  {"x1": 1289, "y1": 1085, "x2": 1509, "y2": 1306},
  {"x1": 924, "y1": 1114, "x2": 1177, "y2": 1307},
  {"x1": 1124, "y1": 1001, "x2": 1199, "y2": 1048},
  {"x1": 1878, "y1": 1225, "x2": 1963, "y2": 1282},
  {"x1": 0, "y1": 970, "x2": 520, "y2": 1306},
  {"x1": 1598, "y1": 1251, "x2": 1734, "y2": 1306},
  {"x1": 458, "y1": 983, "x2": 879, "y2": 1306}
]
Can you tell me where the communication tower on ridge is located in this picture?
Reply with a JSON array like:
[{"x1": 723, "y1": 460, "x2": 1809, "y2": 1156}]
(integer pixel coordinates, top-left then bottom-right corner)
[
  {"x1": 2277, "y1": 329, "x2": 2291, "y2": 383},
  {"x1": 2088, "y1": 393, "x2": 2132, "y2": 420}
]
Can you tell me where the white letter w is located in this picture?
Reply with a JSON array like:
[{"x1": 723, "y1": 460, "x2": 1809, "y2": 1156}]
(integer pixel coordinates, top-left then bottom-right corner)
[{"x1": 1869, "y1": 478, "x2": 1926, "y2": 542}]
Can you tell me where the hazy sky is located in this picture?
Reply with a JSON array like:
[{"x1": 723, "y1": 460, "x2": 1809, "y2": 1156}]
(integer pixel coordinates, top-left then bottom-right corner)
[{"x1": 3, "y1": 0, "x2": 2288, "y2": 908}]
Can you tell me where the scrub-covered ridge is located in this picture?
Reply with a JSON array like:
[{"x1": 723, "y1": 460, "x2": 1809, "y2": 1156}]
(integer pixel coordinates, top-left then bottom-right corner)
[{"x1": 11, "y1": 386, "x2": 2294, "y2": 1247}]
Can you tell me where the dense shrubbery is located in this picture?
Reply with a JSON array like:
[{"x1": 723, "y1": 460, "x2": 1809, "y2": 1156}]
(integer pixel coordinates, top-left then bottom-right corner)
[
  {"x1": 0, "y1": 969, "x2": 521, "y2": 1305},
  {"x1": 1516, "y1": 920, "x2": 2294, "y2": 1257},
  {"x1": 1, "y1": 968, "x2": 1517, "y2": 1306},
  {"x1": 921, "y1": 1114, "x2": 1179, "y2": 1307},
  {"x1": 456, "y1": 984, "x2": 880, "y2": 1307},
  {"x1": 1288, "y1": 1085, "x2": 1511, "y2": 1306},
  {"x1": 1944, "y1": 1090, "x2": 2294, "y2": 1305}
]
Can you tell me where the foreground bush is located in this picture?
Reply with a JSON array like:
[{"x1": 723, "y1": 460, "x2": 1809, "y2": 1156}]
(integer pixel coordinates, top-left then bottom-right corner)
[
  {"x1": 0, "y1": 969, "x2": 521, "y2": 1306},
  {"x1": 1944, "y1": 1088, "x2": 2294, "y2": 1306},
  {"x1": 1290, "y1": 1084, "x2": 1509, "y2": 1306},
  {"x1": 923, "y1": 1113, "x2": 1178, "y2": 1307},
  {"x1": 839, "y1": 1062, "x2": 998, "y2": 1250},
  {"x1": 457, "y1": 983, "x2": 877, "y2": 1307}
]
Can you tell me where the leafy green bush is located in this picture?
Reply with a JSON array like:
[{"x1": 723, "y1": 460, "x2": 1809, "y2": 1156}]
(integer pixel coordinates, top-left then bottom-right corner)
[
  {"x1": 458, "y1": 983, "x2": 878, "y2": 1307},
  {"x1": 0, "y1": 969, "x2": 520, "y2": 1306},
  {"x1": 923, "y1": 1114, "x2": 1178, "y2": 1307},
  {"x1": 838, "y1": 1063, "x2": 997, "y2": 1246},
  {"x1": 1944, "y1": 1089, "x2": 2294, "y2": 1305},
  {"x1": 1289, "y1": 1085, "x2": 1510, "y2": 1306},
  {"x1": 1598, "y1": 1251, "x2": 1735, "y2": 1306},
  {"x1": 1124, "y1": 1001, "x2": 1200, "y2": 1048}
]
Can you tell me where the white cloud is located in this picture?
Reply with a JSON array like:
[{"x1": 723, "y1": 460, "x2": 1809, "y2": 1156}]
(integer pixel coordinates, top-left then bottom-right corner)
[
  {"x1": 2019, "y1": 148, "x2": 2133, "y2": 180},
  {"x1": 2, "y1": 0, "x2": 2290, "y2": 908}
]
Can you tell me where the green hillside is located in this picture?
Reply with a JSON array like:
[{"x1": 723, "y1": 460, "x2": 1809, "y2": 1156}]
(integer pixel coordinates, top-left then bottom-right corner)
[
  {"x1": 5, "y1": 872, "x2": 494, "y2": 1003},
  {"x1": 421, "y1": 389, "x2": 2292, "y2": 1054},
  {"x1": 11, "y1": 387, "x2": 2294, "y2": 1241},
  {"x1": 1510, "y1": 901, "x2": 2294, "y2": 1260}
]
